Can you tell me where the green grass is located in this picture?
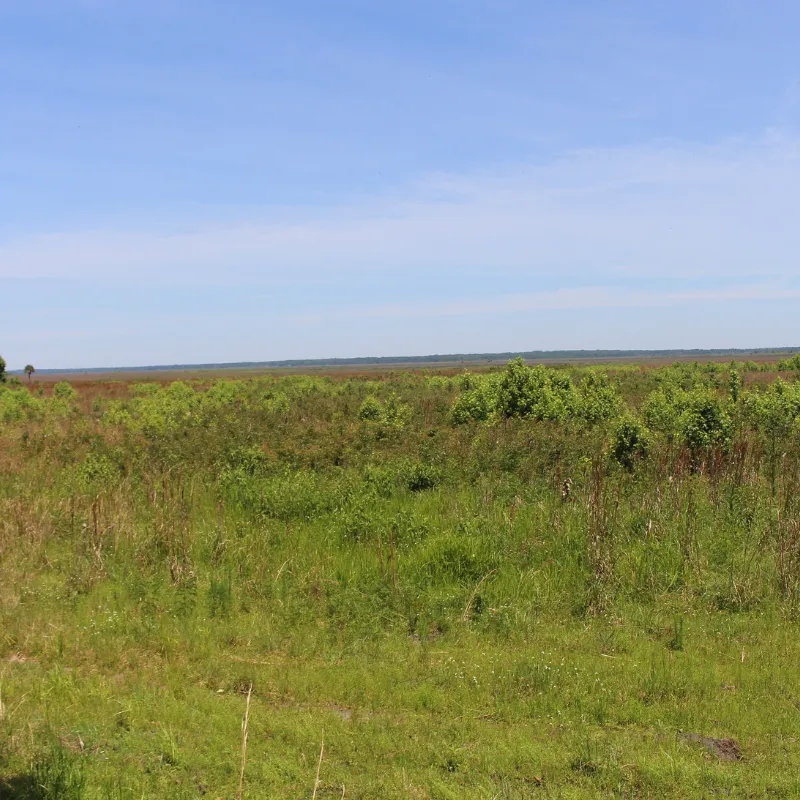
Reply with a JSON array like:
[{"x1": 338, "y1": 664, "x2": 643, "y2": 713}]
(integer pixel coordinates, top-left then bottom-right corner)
[
  {"x1": 2, "y1": 360, "x2": 800, "y2": 797},
  {"x1": 4, "y1": 597, "x2": 799, "y2": 797}
]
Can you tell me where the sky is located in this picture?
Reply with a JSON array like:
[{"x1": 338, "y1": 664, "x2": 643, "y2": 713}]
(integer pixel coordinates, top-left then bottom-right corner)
[{"x1": 1, "y1": 1, "x2": 800, "y2": 369}]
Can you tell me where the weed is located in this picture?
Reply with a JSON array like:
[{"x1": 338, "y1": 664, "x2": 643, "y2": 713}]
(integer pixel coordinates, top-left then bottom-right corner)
[
  {"x1": 28, "y1": 734, "x2": 86, "y2": 799},
  {"x1": 667, "y1": 615, "x2": 685, "y2": 651}
]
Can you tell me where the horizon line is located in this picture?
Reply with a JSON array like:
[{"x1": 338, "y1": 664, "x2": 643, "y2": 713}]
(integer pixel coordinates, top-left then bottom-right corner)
[{"x1": 9, "y1": 346, "x2": 800, "y2": 375}]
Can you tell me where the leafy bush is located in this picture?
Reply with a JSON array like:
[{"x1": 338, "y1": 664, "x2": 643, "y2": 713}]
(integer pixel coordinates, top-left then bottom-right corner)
[
  {"x1": 642, "y1": 386, "x2": 684, "y2": 438},
  {"x1": 450, "y1": 359, "x2": 622, "y2": 427},
  {"x1": 220, "y1": 446, "x2": 277, "y2": 478},
  {"x1": 456, "y1": 370, "x2": 480, "y2": 391},
  {"x1": 0, "y1": 384, "x2": 45, "y2": 422},
  {"x1": 777, "y1": 354, "x2": 800, "y2": 373},
  {"x1": 680, "y1": 389, "x2": 732, "y2": 454},
  {"x1": 449, "y1": 381, "x2": 497, "y2": 424},
  {"x1": 744, "y1": 378, "x2": 800, "y2": 436},
  {"x1": 424, "y1": 375, "x2": 456, "y2": 391},
  {"x1": 76, "y1": 452, "x2": 120, "y2": 492},
  {"x1": 402, "y1": 460, "x2": 441, "y2": 492},
  {"x1": 363, "y1": 464, "x2": 398, "y2": 498},
  {"x1": 729, "y1": 367, "x2": 742, "y2": 402},
  {"x1": 576, "y1": 372, "x2": 622, "y2": 423},
  {"x1": 611, "y1": 415, "x2": 650, "y2": 471},
  {"x1": 53, "y1": 381, "x2": 78, "y2": 400},
  {"x1": 130, "y1": 382, "x2": 160, "y2": 396},
  {"x1": 643, "y1": 383, "x2": 733, "y2": 459},
  {"x1": 357, "y1": 394, "x2": 411, "y2": 427},
  {"x1": 496, "y1": 358, "x2": 572, "y2": 420}
]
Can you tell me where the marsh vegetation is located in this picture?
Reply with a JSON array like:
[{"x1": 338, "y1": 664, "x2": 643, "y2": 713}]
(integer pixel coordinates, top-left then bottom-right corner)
[{"x1": 2, "y1": 358, "x2": 800, "y2": 797}]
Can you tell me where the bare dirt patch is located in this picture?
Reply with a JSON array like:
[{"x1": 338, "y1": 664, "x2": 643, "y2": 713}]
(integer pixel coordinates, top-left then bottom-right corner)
[{"x1": 680, "y1": 732, "x2": 743, "y2": 761}]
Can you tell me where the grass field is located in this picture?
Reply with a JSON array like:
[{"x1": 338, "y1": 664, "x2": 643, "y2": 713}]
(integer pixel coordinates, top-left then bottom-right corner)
[{"x1": 2, "y1": 357, "x2": 800, "y2": 798}]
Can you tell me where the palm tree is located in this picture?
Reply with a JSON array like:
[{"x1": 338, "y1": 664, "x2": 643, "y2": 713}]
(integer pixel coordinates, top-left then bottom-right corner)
[{"x1": 24, "y1": 364, "x2": 35, "y2": 382}]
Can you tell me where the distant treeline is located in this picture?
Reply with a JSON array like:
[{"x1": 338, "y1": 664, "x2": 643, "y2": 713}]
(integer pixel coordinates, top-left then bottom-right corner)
[{"x1": 16, "y1": 346, "x2": 800, "y2": 375}]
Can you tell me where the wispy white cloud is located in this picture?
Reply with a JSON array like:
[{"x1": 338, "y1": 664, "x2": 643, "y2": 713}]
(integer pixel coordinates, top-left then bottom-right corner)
[
  {"x1": 3, "y1": 133, "x2": 800, "y2": 284},
  {"x1": 294, "y1": 282, "x2": 800, "y2": 323}
]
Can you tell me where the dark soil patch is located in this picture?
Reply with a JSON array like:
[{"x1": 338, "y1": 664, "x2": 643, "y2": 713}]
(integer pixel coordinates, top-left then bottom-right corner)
[{"x1": 679, "y1": 732, "x2": 743, "y2": 761}]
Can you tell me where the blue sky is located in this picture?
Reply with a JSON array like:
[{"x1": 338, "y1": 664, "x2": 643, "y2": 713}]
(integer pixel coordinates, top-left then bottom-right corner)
[{"x1": 2, "y1": 1, "x2": 800, "y2": 369}]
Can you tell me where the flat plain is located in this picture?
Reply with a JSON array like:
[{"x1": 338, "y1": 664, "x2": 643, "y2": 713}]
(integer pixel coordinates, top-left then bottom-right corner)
[{"x1": 2, "y1": 356, "x2": 800, "y2": 798}]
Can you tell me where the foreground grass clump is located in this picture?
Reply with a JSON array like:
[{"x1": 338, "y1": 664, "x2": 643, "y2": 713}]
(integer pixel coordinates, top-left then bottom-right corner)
[{"x1": 2, "y1": 359, "x2": 800, "y2": 797}]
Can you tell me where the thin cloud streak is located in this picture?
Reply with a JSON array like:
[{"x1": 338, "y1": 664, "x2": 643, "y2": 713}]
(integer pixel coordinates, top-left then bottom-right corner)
[
  {"x1": 293, "y1": 283, "x2": 800, "y2": 324},
  {"x1": 3, "y1": 134, "x2": 800, "y2": 284}
]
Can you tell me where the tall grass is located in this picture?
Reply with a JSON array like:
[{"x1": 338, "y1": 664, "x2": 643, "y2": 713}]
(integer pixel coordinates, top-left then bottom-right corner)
[{"x1": 2, "y1": 360, "x2": 800, "y2": 796}]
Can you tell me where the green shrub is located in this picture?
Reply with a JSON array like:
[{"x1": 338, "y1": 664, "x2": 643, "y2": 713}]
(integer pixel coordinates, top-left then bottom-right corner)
[
  {"x1": 642, "y1": 386, "x2": 684, "y2": 438},
  {"x1": 403, "y1": 460, "x2": 441, "y2": 492},
  {"x1": 130, "y1": 382, "x2": 160, "y2": 396},
  {"x1": 729, "y1": 367, "x2": 742, "y2": 402},
  {"x1": 53, "y1": 381, "x2": 78, "y2": 400},
  {"x1": 451, "y1": 359, "x2": 585, "y2": 424},
  {"x1": 76, "y1": 452, "x2": 120, "y2": 492},
  {"x1": 496, "y1": 358, "x2": 573, "y2": 420},
  {"x1": 357, "y1": 393, "x2": 411, "y2": 428},
  {"x1": 777, "y1": 354, "x2": 800, "y2": 373},
  {"x1": 363, "y1": 464, "x2": 398, "y2": 498},
  {"x1": 358, "y1": 395, "x2": 384, "y2": 421},
  {"x1": 643, "y1": 383, "x2": 732, "y2": 455},
  {"x1": 576, "y1": 372, "x2": 622, "y2": 423},
  {"x1": 744, "y1": 379, "x2": 800, "y2": 436},
  {"x1": 449, "y1": 383, "x2": 495, "y2": 424},
  {"x1": 383, "y1": 394, "x2": 412, "y2": 427},
  {"x1": 450, "y1": 383, "x2": 497, "y2": 425},
  {"x1": 611, "y1": 415, "x2": 650, "y2": 471},
  {"x1": 680, "y1": 389, "x2": 732, "y2": 454},
  {"x1": 0, "y1": 384, "x2": 47, "y2": 422},
  {"x1": 457, "y1": 370, "x2": 480, "y2": 390}
]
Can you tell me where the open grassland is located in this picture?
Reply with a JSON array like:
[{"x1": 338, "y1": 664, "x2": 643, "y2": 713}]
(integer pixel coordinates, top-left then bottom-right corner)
[
  {"x1": 22, "y1": 348, "x2": 797, "y2": 385},
  {"x1": 3, "y1": 357, "x2": 800, "y2": 798}
]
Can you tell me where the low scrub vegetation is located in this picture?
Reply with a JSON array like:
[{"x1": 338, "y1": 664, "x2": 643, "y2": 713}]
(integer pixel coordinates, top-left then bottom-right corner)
[{"x1": 2, "y1": 358, "x2": 800, "y2": 796}]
